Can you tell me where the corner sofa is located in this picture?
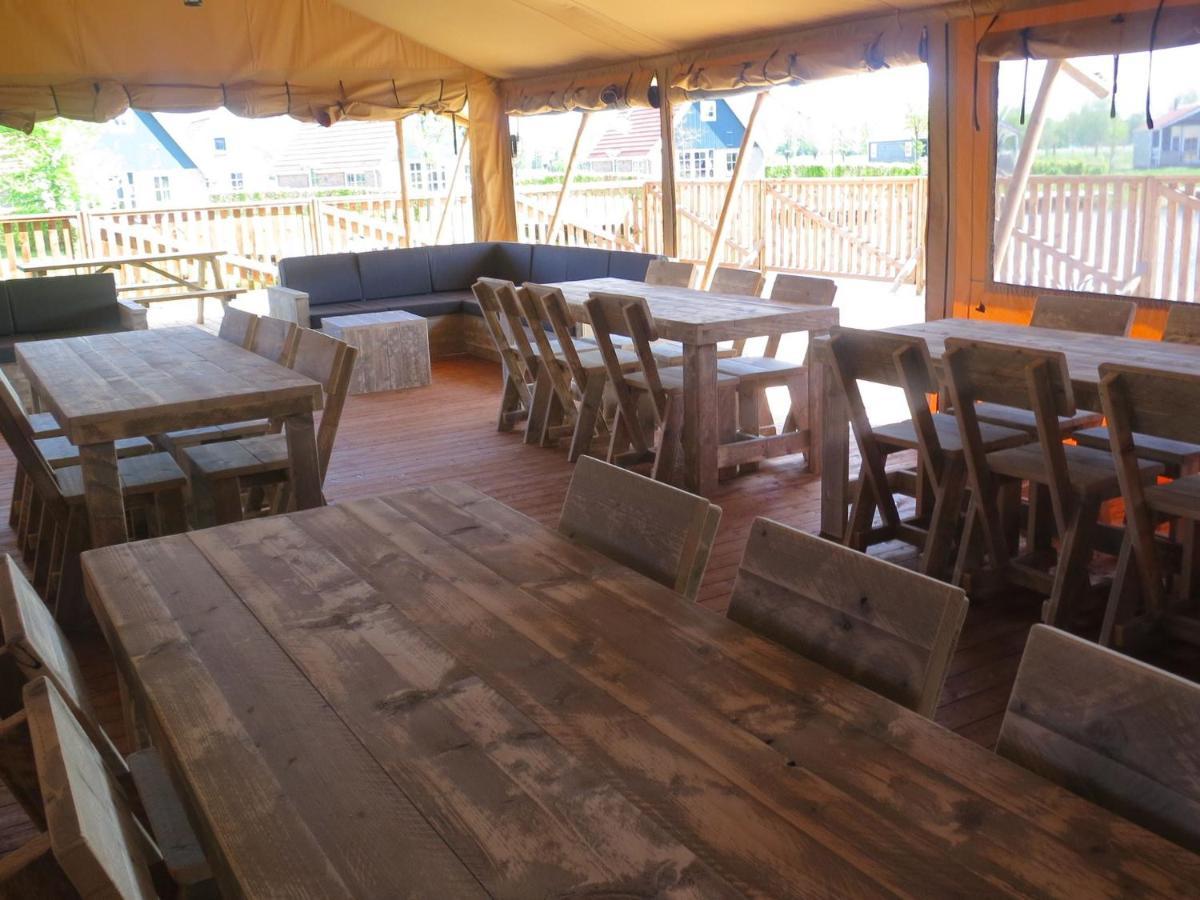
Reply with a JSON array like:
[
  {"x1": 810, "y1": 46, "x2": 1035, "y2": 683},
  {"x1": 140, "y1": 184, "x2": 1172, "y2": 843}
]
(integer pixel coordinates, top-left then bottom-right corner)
[
  {"x1": 267, "y1": 242, "x2": 660, "y2": 359},
  {"x1": 0, "y1": 273, "x2": 148, "y2": 363}
]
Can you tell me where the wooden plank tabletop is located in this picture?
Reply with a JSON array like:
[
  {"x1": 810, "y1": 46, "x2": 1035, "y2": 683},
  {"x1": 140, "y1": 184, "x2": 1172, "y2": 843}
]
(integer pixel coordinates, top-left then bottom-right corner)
[
  {"x1": 553, "y1": 277, "x2": 839, "y2": 344},
  {"x1": 16, "y1": 250, "x2": 225, "y2": 273},
  {"x1": 15, "y1": 327, "x2": 323, "y2": 445},
  {"x1": 81, "y1": 484, "x2": 1200, "y2": 899}
]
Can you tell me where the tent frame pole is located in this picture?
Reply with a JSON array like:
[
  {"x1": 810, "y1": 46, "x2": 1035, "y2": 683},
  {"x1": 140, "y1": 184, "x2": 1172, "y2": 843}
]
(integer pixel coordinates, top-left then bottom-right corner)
[
  {"x1": 547, "y1": 112, "x2": 591, "y2": 244},
  {"x1": 395, "y1": 118, "x2": 414, "y2": 248},
  {"x1": 658, "y1": 68, "x2": 679, "y2": 258}
]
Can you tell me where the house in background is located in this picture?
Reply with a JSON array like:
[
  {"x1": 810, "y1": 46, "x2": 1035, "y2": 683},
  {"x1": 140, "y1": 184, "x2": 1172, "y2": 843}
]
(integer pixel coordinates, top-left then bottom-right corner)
[
  {"x1": 273, "y1": 120, "x2": 395, "y2": 192},
  {"x1": 1134, "y1": 103, "x2": 1200, "y2": 168},
  {"x1": 86, "y1": 111, "x2": 209, "y2": 209},
  {"x1": 580, "y1": 99, "x2": 764, "y2": 180},
  {"x1": 161, "y1": 109, "x2": 291, "y2": 197},
  {"x1": 868, "y1": 137, "x2": 927, "y2": 164}
]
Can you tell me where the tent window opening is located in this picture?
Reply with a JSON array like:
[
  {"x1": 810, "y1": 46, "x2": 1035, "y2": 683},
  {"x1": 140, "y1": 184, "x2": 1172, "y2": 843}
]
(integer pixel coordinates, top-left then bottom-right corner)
[{"x1": 991, "y1": 42, "x2": 1200, "y2": 305}]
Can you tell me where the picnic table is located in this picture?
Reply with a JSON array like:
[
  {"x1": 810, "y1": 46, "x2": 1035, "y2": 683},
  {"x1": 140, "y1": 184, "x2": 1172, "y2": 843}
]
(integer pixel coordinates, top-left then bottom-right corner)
[
  {"x1": 552, "y1": 277, "x2": 839, "y2": 495},
  {"x1": 16, "y1": 326, "x2": 325, "y2": 549},
  {"x1": 17, "y1": 249, "x2": 238, "y2": 324},
  {"x1": 81, "y1": 483, "x2": 1200, "y2": 898}
]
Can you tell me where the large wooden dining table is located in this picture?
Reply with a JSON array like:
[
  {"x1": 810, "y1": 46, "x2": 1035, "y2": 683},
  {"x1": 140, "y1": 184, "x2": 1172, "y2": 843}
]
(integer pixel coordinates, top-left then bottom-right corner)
[
  {"x1": 16, "y1": 326, "x2": 325, "y2": 548},
  {"x1": 81, "y1": 483, "x2": 1199, "y2": 898},
  {"x1": 552, "y1": 277, "x2": 839, "y2": 496},
  {"x1": 814, "y1": 317, "x2": 1200, "y2": 540}
]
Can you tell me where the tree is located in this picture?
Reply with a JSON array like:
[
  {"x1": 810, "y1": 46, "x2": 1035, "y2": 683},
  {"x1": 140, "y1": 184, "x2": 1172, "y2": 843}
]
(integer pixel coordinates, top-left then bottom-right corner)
[{"x1": 0, "y1": 121, "x2": 78, "y2": 213}]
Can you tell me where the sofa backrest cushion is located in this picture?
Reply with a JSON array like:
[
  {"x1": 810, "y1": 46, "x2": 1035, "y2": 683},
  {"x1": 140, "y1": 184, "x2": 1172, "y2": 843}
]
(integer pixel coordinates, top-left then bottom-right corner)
[
  {"x1": 607, "y1": 251, "x2": 660, "y2": 282},
  {"x1": 428, "y1": 243, "x2": 495, "y2": 292},
  {"x1": 529, "y1": 245, "x2": 613, "y2": 284},
  {"x1": 7, "y1": 273, "x2": 119, "y2": 334},
  {"x1": 279, "y1": 253, "x2": 363, "y2": 306},
  {"x1": 0, "y1": 284, "x2": 13, "y2": 337},
  {"x1": 488, "y1": 242, "x2": 533, "y2": 285},
  {"x1": 357, "y1": 247, "x2": 432, "y2": 301}
]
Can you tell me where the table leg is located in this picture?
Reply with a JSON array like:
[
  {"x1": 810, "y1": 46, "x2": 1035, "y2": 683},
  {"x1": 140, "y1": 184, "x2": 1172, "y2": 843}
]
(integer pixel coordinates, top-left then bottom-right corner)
[
  {"x1": 284, "y1": 411, "x2": 324, "y2": 511},
  {"x1": 816, "y1": 347, "x2": 849, "y2": 540},
  {"x1": 682, "y1": 342, "x2": 718, "y2": 497},
  {"x1": 805, "y1": 327, "x2": 831, "y2": 475},
  {"x1": 79, "y1": 442, "x2": 128, "y2": 547}
]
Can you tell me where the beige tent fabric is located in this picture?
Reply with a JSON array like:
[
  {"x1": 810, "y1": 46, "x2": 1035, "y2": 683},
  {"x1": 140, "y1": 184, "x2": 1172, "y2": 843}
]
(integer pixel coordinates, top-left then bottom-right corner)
[
  {"x1": 0, "y1": 0, "x2": 469, "y2": 132},
  {"x1": 978, "y1": 3, "x2": 1200, "y2": 61},
  {"x1": 469, "y1": 76, "x2": 518, "y2": 241},
  {"x1": 505, "y1": 63, "x2": 656, "y2": 115}
]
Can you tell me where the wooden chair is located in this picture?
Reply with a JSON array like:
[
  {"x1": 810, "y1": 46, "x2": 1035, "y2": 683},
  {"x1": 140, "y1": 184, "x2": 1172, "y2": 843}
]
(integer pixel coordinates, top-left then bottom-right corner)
[
  {"x1": 472, "y1": 277, "x2": 538, "y2": 431},
  {"x1": 709, "y1": 266, "x2": 765, "y2": 357},
  {"x1": 524, "y1": 283, "x2": 641, "y2": 460},
  {"x1": 1096, "y1": 363, "x2": 1200, "y2": 646},
  {"x1": 250, "y1": 314, "x2": 299, "y2": 365},
  {"x1": 586, "y1": 291, "x2": 740, "y2": 483},
  {"x1": 1161, "y1": 303, "x2": 1200, "y2": 346},
  {"x1": 973, "y1": 294, "x2": 1135, "y2": 437},
  {"x1": 826, "y1": 327, "x2": 1029, "y2": 578},
  {"x1": 559, "y1": 456, "x2": 720, "y2": 602},
  {"x1": 184, "y1": 329, "x2": 357, "y2": 525},
  {"x1": 728, "y1": 519, "x2": 967, "y2": 717},
  {"x1": 997, "y1": 624, "x2": 1200, "y2": 853},
  {"x1": 0, "y1": 677, "x2": 212, "y2": 898},
  {"x1": 644, "y1": 259, "x2": 697, "y2": 289},
  {"x1": 942, "y1": 338, "x2": 1161, "y2": 626},
  {"x1": 3, "y1": 369, "x2": 64, "y2": 533},
  {"x1": 217, "y1": 305, "x2": 258, "y2": 348}
]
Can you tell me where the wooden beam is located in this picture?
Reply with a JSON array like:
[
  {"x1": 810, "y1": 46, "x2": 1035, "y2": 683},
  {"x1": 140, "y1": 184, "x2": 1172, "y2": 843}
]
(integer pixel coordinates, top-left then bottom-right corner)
[
  {"x1": 657, "y1": 69, "x2": 679, "y2": 258},
  {"x1": 701, "y1": 90, "x2": 768, "y2": 289},
  {"x1": 395, "y1": 119, "x2": 414, "y2": 248},
  {"x1": 993, "y1": 59, "x2": 1062, "y2": 275},
  {"x1": 1062, "y1": 60, "x2": 1108, "y2": 99},
  {"x1": 434, "y1": 133, "x2": 470, "y2": 245},
  {"x1": 546, "y1": 112, "x2": 591, "y2": 245}
]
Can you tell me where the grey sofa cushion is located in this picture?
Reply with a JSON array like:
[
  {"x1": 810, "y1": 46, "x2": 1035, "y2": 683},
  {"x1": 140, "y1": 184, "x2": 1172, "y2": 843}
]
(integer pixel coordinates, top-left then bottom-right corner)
[
  {"x1": 428, "y1": 243, "x2": 495, "y2": 292},
  {"x1": 308, "y1": 291, "x2": 476, "y2": 328},
  {"x1": 279, "y1": 252, "x2": 362, "y2": 306},
  {"x1": 529, "y1": 244, "x2": 612, "y2": 283},
  {"x1": 7, "y1": 273, "x2": 121, "y2": 334},
  {"x1": 0, "y1": 283, "x2": 12, "y2": 337},
  {"x1": 357, "y1": 247, "x2": 432, "y2": 300},
  {"x1": 608, "y1": 251, "x2": 659, "y2": 281},
  {"x1": 488, "y1": 242, "x2": 533, "y2": 284}
]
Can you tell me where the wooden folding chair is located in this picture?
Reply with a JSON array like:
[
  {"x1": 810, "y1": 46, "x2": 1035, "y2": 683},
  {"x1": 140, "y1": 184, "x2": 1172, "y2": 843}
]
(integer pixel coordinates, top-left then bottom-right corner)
[
  {"x1": 472, "y1": 277, "x2": 539, "y2": 431},
  {"x1": 644, "y1": 259, "x2": 698, "y2": 289},
  {"x1": 524, "y1": 283, "x2": 640, "y2": 460},
  {"x1": 943, "y1": 338, "x2": 1161, "y2": 626},
  {"x1": 826, "y1": 327, "x2": 1028, "y2": 578},
  {"x1": 728, "y1": 519, "x2": 967, "y2": 717},
  {"x1": 585, "y1": 291, "x2": 740, "y2": 483},
  {"x1": 217, "y1": 306, "x2": 258, "y2": 348},
  {"x1": 709, "y1": 266, "x2": 765, "y2": 357},
  {"x1": 184, "y1": 329, "x2": 357, "y2": 525},
  {"x1": 1096, "y1": 363, "x2": 1200, "y2": 647},
  {"x1": 998, "y1": 624, "x2": 1200, "y2": 852},
  {"x1": 974, "y1": 294, "x2": 1134, "y2": 437},
  {"x1": 559, "y1": 456, "x2": 720, "y2": 601},
  {"x1": 0, "y1": 677, "x2": 212, "y2": 898}
]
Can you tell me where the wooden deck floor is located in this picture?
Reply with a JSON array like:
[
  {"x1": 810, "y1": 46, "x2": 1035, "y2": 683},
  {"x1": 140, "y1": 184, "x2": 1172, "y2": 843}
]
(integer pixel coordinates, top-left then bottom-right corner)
[{"x1": 1, "y1": 354, "x2": 1195, "y2": 859}]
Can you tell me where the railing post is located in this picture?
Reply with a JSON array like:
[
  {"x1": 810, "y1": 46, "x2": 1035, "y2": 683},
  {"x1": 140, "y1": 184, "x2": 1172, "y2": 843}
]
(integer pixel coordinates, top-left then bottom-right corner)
[
  {"x1": 1138, "y1": 176, "x2": 1159, "y2": 298},
  {"x1": 309, "y1": 198, "x2": 324, "y2": 254}
]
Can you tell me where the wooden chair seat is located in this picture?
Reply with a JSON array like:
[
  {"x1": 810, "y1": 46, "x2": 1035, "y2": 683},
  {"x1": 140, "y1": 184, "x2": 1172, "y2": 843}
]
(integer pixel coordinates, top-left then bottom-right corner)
[
  {"x1": 34, "y1": 435, "x2": 155, "y2": 469},
  {"x1": 874, "y1": 412, "x2": 1029, "y2": 455},
  {"x1": 625, "y1": 366, "x2": 738, "y2": 393},
  {"x1": 574, "y1": 346, "x2": 640, "y2": 374},
  {"x1": 974, "y1": 401, "x2": 1103, "y2": 435},
  {"x1": 55, "y1": 452, "x2": 188, "y2": 500},
  {"x1": 716, "y1": 354, "x2": 804, "y2": 381},
  {"x1": 157, "y1": 418, "x2": 271, "y2": 454},
  {"x1": 1142, "y1": 475, "x2": 1200, "y2": 520},
  {"x1": 27, "y1": 413, "x2": 63, "y2": 439},
  {"x1": 125, "y1": 748, "x2": 214, "y2": 888},
  {"x1": 986, "y1": 441, "x2": 1161, "y2": 497},
  {"x1": 1074, "y1": 426, "x2": 1200, "y2": 471},
  {"x1": 186, "y1": 433, "x2": 287, "y2": 479}
]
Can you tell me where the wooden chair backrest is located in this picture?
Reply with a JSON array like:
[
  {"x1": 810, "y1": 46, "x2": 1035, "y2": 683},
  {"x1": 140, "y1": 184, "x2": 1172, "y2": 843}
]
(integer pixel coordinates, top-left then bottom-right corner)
[
  {"x1": 728, "y1": 519, "x2": 967, "y2": 717},
  {"x1": 1099, "y1": 363, "x2": 1200, "y2": 447},
  {"x1": 524, "y1": 283, "x2": 592, "y2": 387},
  {"x1": 493, "y1": 282, "x2": 542, "y2": 374},
  {"x1": 769, "y1": 274, "x2": 838, "y2": 307},
  {"x1": 0, "y1": 371, "x2": 66, "y2": 521},
  {"x1": 1162, "y1": 304, "x2": 1200, "y2": 346},
  {"x1": 586, "y1": 291, "x2": 669, "y2": 429},
  {"x1": 644, "y1": 259, "x2": 697, "y2": 289},
  {"x1": 22, "y1": 677, "x2": 159, "y2": 899},
  {"x1": 251, "y1": 315, "x2": 299, "y2": 365},
  {"x1": 559, "y1": 456, "x2": 720, "y2": 602},
  {"x1": 709, "y1": 266, "x2": 765, "y2": 297},
  {"x1": 997, "y1": 625, "x2": 1200, "y2": 852},
  {"x1": 290, "y1": 329, "x2": 358, "y2": 479},
  {"x1": 1030, "y1": 294, "x2": 1135, "y2": 337},
  {"x1": 217, "y1": 306, "x2": 258, "y2": 349},
  {"x1": 472, "y1": 278, "x2": 534, "y2": 389},
  {"x1": 942, "y1": 337, "x2": 1075, "y2": 416},
  {"x1": 515, "y1": 286, "x2": 582, "y2": 416}
]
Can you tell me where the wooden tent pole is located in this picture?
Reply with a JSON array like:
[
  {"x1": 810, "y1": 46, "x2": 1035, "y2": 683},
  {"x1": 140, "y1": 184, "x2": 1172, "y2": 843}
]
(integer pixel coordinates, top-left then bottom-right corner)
[
  {"x1": 658, "y1": 68, "x2": 679, "y2": 258},
  {"x1": 993, "y1": 59, "x2": 1062, "y2": 274},
  {"x1": 395, "y1": 119, "x2": 414, "y2": 247},
  {"x1": 546, "y1": 112, "x2": 591, "y2": 244},
  {"x1": 435, "y1": 134, "x2": 470, "y2": 244},
  {"x1": 701, "y1": 90, "x2": 768, "y2": 289}
]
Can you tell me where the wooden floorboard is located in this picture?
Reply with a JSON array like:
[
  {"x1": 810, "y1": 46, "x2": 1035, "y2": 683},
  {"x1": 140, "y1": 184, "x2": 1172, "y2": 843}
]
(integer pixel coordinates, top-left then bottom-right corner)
[{"x1": 1, "y1": 354, "x2": 1197, "y2": 859}]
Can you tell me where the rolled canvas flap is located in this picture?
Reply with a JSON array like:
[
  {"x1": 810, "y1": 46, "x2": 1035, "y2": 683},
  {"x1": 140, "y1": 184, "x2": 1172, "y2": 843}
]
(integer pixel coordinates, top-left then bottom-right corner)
[{"x1": 977, "y1": 4, "x2": 1200, "y2": 60}]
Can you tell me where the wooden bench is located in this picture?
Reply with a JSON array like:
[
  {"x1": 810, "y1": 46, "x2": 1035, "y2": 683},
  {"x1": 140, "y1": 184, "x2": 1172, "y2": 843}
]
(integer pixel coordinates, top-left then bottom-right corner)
[{"x1": 122, "y1": 288, "x2": 242, "y2": 324}]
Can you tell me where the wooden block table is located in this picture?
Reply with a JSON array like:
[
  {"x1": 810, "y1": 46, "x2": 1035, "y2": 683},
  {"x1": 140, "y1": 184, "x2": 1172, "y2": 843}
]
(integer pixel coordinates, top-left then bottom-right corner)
[{"x1": 322, "y1": 310, "x2": 431, "y2": 394}]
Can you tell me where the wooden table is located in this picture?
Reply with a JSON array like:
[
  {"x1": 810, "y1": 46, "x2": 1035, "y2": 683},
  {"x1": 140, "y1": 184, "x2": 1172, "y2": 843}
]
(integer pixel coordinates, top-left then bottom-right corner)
[
  {"x1": 18, "y1": 249, "x2": 234, "y2": 324},
  {"x1": 81, "y1": 483, "x2": 1200, "y2": 898},
  {"x1": 16, "y1": 327, "x2": 325, "y2": 548},
  {"x1": 814, "y1": 318, "x2": 1200, "y2": 539},
  {"x1": 553, "y1": 277, "x2": 839, "y2": 496}
]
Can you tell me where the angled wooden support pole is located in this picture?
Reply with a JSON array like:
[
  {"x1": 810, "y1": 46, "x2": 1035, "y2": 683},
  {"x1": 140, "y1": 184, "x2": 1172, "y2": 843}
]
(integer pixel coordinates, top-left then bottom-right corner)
[
  {"x1": 435, "y1": 134, "x2": 470, "y2": 245},
  {"x1": 547, "y1": 112, "x2": 591, "y2": 244}
]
